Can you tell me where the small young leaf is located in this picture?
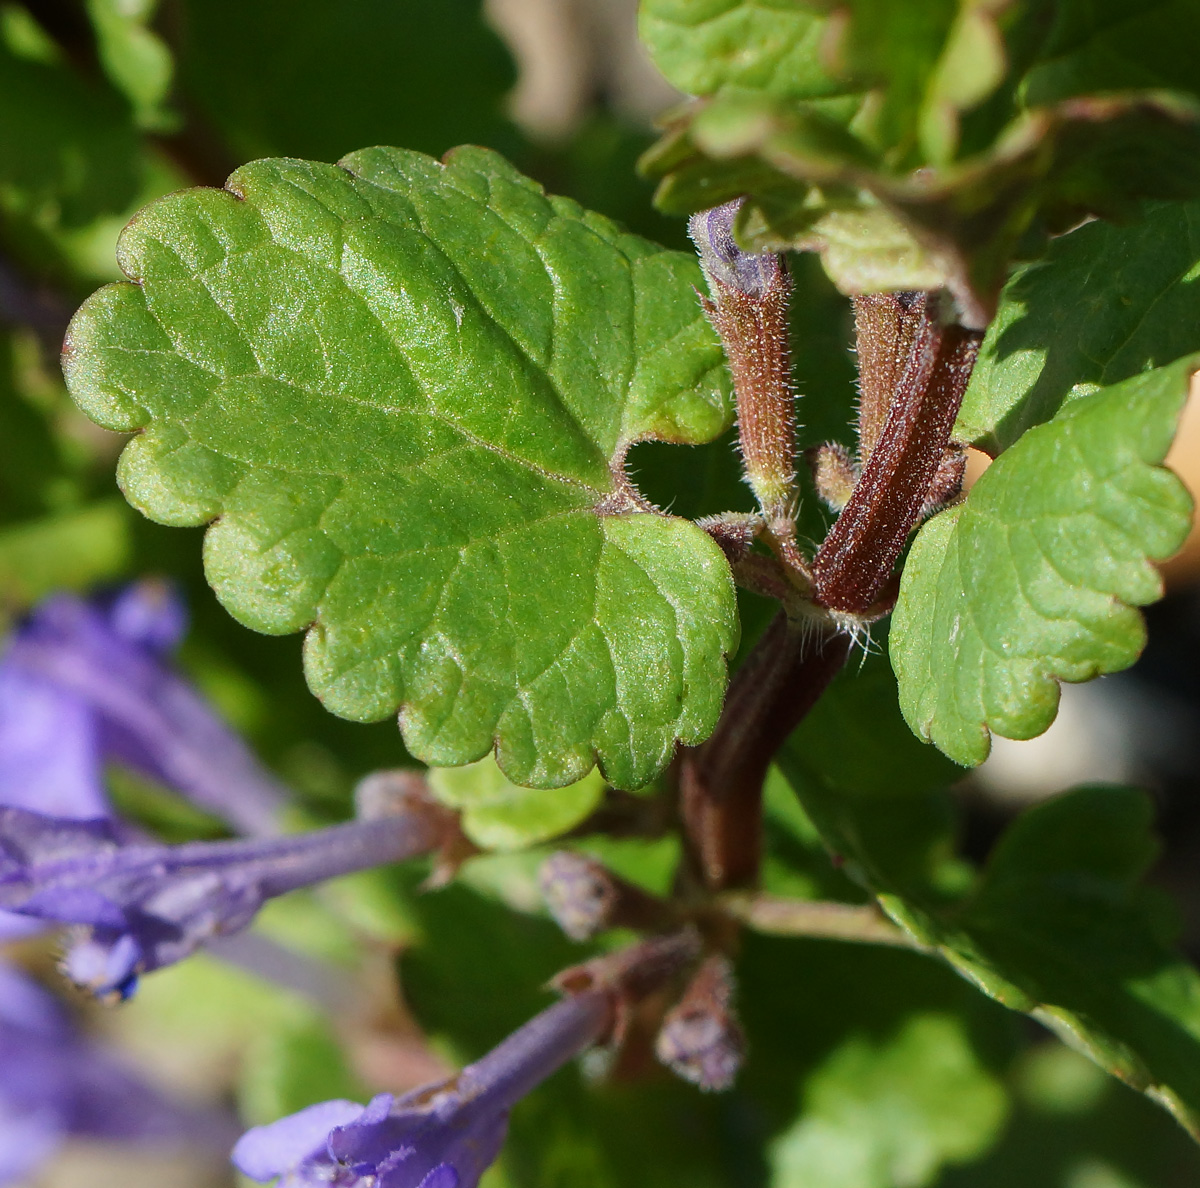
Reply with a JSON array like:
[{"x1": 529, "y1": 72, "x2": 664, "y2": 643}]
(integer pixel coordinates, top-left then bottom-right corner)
[
  {"x1": 959, "y1": 201, "x2": 1200, "y2": 454},
  {"x1": 0, "y1": 37, "x2": 140, "y2": 228},
  {"x1": 64, "y1": 146, "x2": 737, "y2": 791},
  {"x1": 891, "y1": 356, "x2": 1196, "y2": 768},
  {"x1": 428, "y1": 756, "x2": 603, "y2": 851},
  {"x1": 769, "y1": 1013, "x2": 1009, "y2": 1188},
  {"x1": 86, "y1": 0, "x2": 176, "y2": 131},
  {"x1": 645, "y1": 89, "x2": 1200, "y2": 326}
]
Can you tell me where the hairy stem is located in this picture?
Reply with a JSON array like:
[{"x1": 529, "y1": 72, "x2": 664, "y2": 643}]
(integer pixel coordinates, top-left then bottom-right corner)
[
  {"x1": 680, "y1": 613, "x2": 851, "y2": 891},
  {"x1": 813, "y1": 299, "x2": 981, "y2": 615},
  {"x1": 690, "y1": 202, "x2": 808, "y2": 584}
]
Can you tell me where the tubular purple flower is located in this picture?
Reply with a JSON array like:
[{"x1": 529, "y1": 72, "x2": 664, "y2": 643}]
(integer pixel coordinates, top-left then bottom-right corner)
[
  {"x1": 0, "y1": 583, "x2": 287, "y2": 837},
  {"x1": 0, "y1": 802, "x2": 450, "y2": 999},
  {"x1": 0, "y1": 958, "x2": 231, "y2": 1186},
  {"x1": 233, "y1": 988, "x2": 613, "y2": 1188}
]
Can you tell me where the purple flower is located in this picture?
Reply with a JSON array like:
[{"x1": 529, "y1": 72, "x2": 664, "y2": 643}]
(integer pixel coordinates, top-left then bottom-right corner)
[
  {"x1": 0, "y1": 801, "x2": 450, "y2": 999},
  {"x1": 234, "y1": 989, "x2": 613, "y2": 1188},
  {"x1": 0, "y1": 582, "x2": 287, "y2": 838},
  {"x1": 688, "y1": 199, "x2": 785, "y2": 298},
  {"x1": 0, "y1": 958, "x2": 230, "y2": 1186}
]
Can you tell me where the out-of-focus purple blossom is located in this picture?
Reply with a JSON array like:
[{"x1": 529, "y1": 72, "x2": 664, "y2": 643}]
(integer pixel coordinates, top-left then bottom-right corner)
[
  {"x1": 0, "y1": 582, "x2": 287, "y2": 837},
  {"x1": 0, "y1": 803, "x2": 449, "y2": 999},
  {"x1": 0, "y1": 958, "x2": 231, "y2": 1186},
  {"x1": 234, "y1": 989, "x2": 613, "y2": 1188},
  {"x1": 688, "y1": 199, "x2": 785, "y2": 298}
]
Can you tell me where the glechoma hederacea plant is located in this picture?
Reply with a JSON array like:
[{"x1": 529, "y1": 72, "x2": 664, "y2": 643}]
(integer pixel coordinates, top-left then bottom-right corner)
[{"x1": 7, "y1": 0, "x2": 1200, "y2": 1183}]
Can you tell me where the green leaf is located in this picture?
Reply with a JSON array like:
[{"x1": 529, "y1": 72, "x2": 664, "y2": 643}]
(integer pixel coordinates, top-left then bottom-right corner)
[
  {"x1": 892, "y1": 357, "x2": 1195, "y2": 767},
  {"x1": 959, "y1": 200, "x2": 1200, "y2": 454},
  {"x1": 769, "y1": 1012, "x2": 1009, "y2": 1188},
  {"x1": 174, "y1": 0, "x2": 515, "y2": 165},
  {"x1": 644, "y1": 88, "x2": 1200, "y2": 325},
  {"x1": 0, "y1": 34, "x2": 140, "y2": 229},
  {"x1": 1023, "y1": 0, "x2": 1200, "y2": 107},
  {"x1": 428, "y1": 756, "x2": 604, "y2": 851},
  {"x1": 822, "y1": 0, "x2": 1002, "y2": 165},
  {"x1": 938, "y1": 786, "x2": 1200, "y2": 1140},
  {"x1": 64, "y1": 145, "x2": 737, "y2": 791},
  {"x1": 86, "y1": 0, "x2": 176, "y2": 131},
  {"x1": 638, "y1": 0, "x2": 846, "y2": 102}
]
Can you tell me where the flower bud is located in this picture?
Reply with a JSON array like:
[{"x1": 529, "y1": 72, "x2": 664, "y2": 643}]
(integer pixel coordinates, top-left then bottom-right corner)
[
  {"x1": 539, "y1": 852, "x2": 677, "y2": 941},
  {"x1": 655, "y1": 955, "x2": 745, "y2": 1092}
]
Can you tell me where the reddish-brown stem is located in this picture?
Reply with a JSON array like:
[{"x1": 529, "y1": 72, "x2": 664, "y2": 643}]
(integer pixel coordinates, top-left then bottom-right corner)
[
  {"x1": 813, "y1": 302, "x2": 981, "y2": 614},
  {"x1": 853, "y1": 293, "x2": 926, "y2": 464},
  {"x1": 702, "y1": 277, "x2": 807, "y2": 576},
  {"x1": 680, "y1": 613, "x2": 851, "y2": 891}
]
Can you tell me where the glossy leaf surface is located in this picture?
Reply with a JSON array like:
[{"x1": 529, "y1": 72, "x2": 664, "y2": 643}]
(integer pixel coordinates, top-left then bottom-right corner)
[{"x1": 64, "y1": 146, "x2": 738, "y2": 790}]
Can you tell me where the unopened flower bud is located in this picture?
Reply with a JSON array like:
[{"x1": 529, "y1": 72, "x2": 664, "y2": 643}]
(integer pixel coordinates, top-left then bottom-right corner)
[
  {"x1": 688, "y1": 200, "x2": 785, "y2": 298},
  {"x1": 539, "y1": 852, "x2": 617, "y2": 941},
  {"x1": 655, "y1": 955, "x2": 745, "y2": 1092},
  {"x1": 539, "y1": 852, "x2": 676, "y2": 941}
]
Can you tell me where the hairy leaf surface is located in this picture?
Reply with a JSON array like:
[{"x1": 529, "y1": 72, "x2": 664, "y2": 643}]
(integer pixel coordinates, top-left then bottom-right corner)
[
  {"x1": 64, "y1": 146, "x2": 738, "y2": 790},
  {"x1": 892, "y1": 357, "x2": 1196, "y2": 768}
]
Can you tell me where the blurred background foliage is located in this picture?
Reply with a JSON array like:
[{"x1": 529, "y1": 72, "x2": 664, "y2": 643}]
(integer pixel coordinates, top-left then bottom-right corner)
[{"x1": 4, "y1": 3, "x2": 1200, "y2": 1187}]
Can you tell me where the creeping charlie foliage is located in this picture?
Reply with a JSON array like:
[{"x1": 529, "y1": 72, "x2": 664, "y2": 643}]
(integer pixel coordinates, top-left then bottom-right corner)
[
  {"x1": 46, "y1": 0, "x2": 1200, "y2": 1168},
  {"x1": 64, "y1": 146, "x2": 738, "y2": 792}
]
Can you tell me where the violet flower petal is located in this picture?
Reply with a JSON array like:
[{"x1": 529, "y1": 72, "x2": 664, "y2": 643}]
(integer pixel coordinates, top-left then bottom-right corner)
[
  {"x1": 0, "y1": 666, "x2": 107, "y2": 819},
  {"x1": 0, "y1": 956, "x2": 233, "y2": 1185},
  {"x1": 237, "y1": 992, "x2": 612, "y2": 1188},
  {"x1": 7, "y1": 590, "x2": 286, "y2": 836},
  {"x1": 232, "y1": 1101, "x2": 368, "y2": 1181},
  {"x1": 0, "y1": 805, "x2": 444, "y2": 997},
  {"x1": 688, "y1": 199, "x2": 784, "y2": 298},
  {"x1": 0, "y1": 1103, "x2": 63, "y2": 1187},
  {"x1": 104, "y1": 580, "x2": 188, "y2": 656}
]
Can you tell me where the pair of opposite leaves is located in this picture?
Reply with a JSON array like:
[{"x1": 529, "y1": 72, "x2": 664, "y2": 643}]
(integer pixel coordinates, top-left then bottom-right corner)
[{"x1": 63, "y1": 143, "x2": 1193, "y2": 791}]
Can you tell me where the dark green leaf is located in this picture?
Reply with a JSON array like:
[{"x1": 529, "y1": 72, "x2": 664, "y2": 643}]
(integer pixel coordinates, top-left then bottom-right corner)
[
  {"x1": 65, "y1": 146, "x2": 738, "y2": 791},
  {"x1": 940, "y1": 786, "x2": 1200, "y2": 1140},
  {"x1": 777, "y1": 647, "x2": 965, "y2": 902},
  {"x1": 959, "y1": 200, "x2": 1200, "y2": 454},
  {"x1": 175, "y1": 0, "x2": 516, "y2": 165},
  {"x1": 1023, "y1": 0, "x2": 1200, "y2": 107},
  {"x1": 0, "y1": 35, "x2": 140, "y2": 229}
]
